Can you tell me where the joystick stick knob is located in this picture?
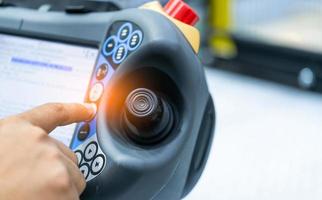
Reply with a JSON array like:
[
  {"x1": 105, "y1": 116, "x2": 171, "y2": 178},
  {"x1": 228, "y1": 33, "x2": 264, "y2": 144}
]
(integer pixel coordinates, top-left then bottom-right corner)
[
  {"x1": 125, "y1": 88, "x2": 161, "y2": 124},
  {"x1": 123, "y1": 88, "x2": 174, "y2": 144},
  {"x1": 164, "y1": 0, "x2": 199, "y2": 26}
]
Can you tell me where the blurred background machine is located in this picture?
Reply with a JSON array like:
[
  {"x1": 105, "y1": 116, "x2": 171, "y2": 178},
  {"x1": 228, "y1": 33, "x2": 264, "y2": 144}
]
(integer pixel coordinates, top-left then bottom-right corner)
[
  {"x1": 2, "y1": 0, "x2": 322, "y2": 94},
  {"x1": 206, "y1": 0, "x2": 322, "y2": 93}
]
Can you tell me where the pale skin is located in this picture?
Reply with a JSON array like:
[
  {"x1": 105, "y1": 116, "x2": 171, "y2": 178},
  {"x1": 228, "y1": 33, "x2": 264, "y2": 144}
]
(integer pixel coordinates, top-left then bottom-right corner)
[{"x1": 0, "y1": 103, "x2": 96, "y2": 200}]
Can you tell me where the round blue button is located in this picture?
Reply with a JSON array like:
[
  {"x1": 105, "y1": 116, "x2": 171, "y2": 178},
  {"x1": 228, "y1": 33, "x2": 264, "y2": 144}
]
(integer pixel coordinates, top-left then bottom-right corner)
[
  {"x1": 102, "y1": 36, "x2": 118, "y2": 56},
  {"x1": 112, "y1": 44, "x2": 128, "y2": 64},
  {"x1": 117, "y1": 23, "x2": 133, "y2": 42},
  {"x1": 127, "y1": 30, "x2": 143, "y2": 51}
]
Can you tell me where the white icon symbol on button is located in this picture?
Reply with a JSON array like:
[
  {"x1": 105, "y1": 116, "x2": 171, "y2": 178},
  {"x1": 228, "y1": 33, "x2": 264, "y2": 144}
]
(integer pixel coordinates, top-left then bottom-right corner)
[
  {"x1": 89, "y1": 83, "x2": 104, "y2": 102},
  {"x1": 128, "y1": 31, "x2": 142, "y2": 50},
  {"x1": 131, "y1": 36, "x2": 138, "y2": 45},
  {"x1": 107, "y1": 43, "x2": 114, "y2": 48},
  {"x1": 121, "y1": 29, "x2": 128, "y2": 37},
  {"x1": 84, "y1": 142, "x2": 97, "y2": 161},
  {"x1": 116, "y1": 47, "x2": 124, "y2": 60},
  {"x1": 91, "y1": 155, "x2": 105, "y2": 174}
]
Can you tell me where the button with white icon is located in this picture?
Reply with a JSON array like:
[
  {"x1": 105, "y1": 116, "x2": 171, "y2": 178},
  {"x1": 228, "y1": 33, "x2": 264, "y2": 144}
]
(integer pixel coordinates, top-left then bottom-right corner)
[
  {"x1": 118, "y1": 23, "x2": 132, "y2": 42},
  {"x1": 84, "y1": 142, "x2": 98, "y2": 161},
  {"x1": 77, "y1": 123, "x2": 91, "y2": 141},
  {"x1": 128, "y1": 30, "x2": 143, "y2": 51},
  {"x1": 91, "y1": 155, "x2": 106, "y2": 175},
  {"x1": 112, "y1": 44, "x2": 128, "y2": 64},
  {"x1": 102, "y1": 36, "x2": 117, "y2": 56},
  {"x1": 89, "y1": 82, "x2": 104, "y2": 102},
  {"x1": 79, "y1": 163, "x2": 90, "y2": 179}
]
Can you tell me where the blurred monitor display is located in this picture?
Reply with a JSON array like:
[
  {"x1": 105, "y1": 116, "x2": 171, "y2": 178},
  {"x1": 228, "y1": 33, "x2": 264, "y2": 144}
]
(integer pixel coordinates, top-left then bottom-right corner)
[{"x1": 0, "y1": 33, "x2": 98, "y2": 145}]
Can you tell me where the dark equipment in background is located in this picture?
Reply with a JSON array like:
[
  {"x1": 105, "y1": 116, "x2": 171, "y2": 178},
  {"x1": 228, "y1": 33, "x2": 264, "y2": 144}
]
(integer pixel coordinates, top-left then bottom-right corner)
[
  {"x1": 3, "y1": 0, "x2": 321, "y2": 93},
  {"x1": 206, "y1": 0, "x2": 322, "y2": 94},
  {"x1": 215, "y1": 35, "x2": 322, "y2": 93}
]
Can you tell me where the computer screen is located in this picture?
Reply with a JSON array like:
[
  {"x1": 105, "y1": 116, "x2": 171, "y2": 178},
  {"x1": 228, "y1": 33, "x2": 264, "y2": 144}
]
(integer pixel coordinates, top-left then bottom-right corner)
[{"x1": 0, "y1": 33, "x2": 98, "y2": 145}]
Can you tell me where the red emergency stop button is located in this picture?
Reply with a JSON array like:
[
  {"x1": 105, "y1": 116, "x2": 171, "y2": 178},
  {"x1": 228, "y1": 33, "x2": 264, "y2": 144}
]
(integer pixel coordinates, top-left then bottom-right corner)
[{"x1": 164, "y1": 0, "x2": 199, "y2": 26}]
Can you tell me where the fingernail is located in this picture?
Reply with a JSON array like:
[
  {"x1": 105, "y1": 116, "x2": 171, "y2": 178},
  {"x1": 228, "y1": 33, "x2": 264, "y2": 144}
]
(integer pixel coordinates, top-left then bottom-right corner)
[{"x1": 82, "y1": 103, "x2": 97, "y2": 121}]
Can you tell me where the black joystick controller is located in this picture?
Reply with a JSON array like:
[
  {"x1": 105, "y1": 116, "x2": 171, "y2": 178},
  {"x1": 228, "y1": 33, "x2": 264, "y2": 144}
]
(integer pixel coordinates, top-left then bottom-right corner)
[
  {"x1": 56, "y1": 0, "x2": 216, "y2": 199},
  {"x1": 0, "y1": 0, "x2": 215, "y2": 198},
  {"x1": 123, "y1": 88, "x2": 174, "y2": 144}
]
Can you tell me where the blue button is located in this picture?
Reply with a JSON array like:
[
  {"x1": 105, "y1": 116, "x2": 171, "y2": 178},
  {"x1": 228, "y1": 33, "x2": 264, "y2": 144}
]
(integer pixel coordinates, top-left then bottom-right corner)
[
  {"x1": 127, "y1": 30, "x2": 143, "y2": 51},
  {"x1": 117, "y1": 23, "x2": 133, "y2": 42},
  {"x1": 102, "y1": 36, "x2": 118, "y2": 56},
  {"x1": 112, "y1": 44, "x2": 128, "y2": 64}
]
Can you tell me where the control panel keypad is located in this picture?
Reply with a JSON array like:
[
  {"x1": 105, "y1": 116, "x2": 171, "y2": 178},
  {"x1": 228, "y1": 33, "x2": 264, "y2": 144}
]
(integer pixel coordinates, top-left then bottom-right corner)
[
  {"x1": 70, "y1": 21, "x2": 143, "y2": 182},
  {"x1": 102, "y1": 21, "x2": 143, "y2": 68},
  {"x1": 74, "y1": 134, "x2": 107, "y2": 182}
]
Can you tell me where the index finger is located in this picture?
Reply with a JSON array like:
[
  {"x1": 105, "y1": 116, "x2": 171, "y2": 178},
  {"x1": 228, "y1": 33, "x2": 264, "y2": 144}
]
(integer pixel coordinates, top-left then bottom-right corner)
[{"x1": 19, "y1": 103, "x2": 96, "y2": 133}]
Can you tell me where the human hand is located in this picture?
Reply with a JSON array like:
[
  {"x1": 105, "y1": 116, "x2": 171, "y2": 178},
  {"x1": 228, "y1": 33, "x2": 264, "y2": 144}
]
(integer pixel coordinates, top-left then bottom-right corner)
[{"x1": 0, "y1": 103, "x2": 96, "y2": 200}]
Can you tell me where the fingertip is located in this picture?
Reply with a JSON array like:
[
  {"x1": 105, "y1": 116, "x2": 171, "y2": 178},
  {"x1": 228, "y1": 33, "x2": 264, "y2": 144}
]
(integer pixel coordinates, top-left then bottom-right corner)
[{"x1": 81, "y1": 103, "x2": 97, "y2": 121}]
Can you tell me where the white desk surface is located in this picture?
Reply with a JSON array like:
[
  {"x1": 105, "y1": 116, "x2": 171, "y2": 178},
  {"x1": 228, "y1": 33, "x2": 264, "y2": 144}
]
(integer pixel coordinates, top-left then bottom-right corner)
[{"x1": 186, "y1": 67, "x2": 322, "y2": 200}]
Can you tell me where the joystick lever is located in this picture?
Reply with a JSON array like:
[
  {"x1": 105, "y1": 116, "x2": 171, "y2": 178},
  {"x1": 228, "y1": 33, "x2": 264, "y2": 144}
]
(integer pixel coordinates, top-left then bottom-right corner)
[{"x1": 123, "y1": 88, "x2": 174, "y2": 144}]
